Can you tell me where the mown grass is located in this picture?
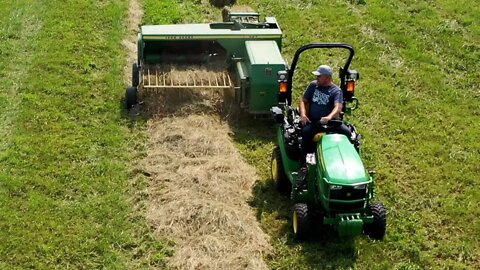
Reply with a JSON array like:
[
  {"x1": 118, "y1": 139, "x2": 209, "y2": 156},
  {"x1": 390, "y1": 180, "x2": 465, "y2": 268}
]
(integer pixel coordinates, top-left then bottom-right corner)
[
  {"x1": 141, "y1": 0, "x2": 480, "y2": 269},
  {"x1": 0, "y1": 0, "x2": 169, "y2": 268}
]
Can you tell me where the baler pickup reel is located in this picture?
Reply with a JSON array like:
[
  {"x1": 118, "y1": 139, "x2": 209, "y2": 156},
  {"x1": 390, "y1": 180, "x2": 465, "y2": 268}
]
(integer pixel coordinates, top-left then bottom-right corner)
[{"x1": 141, "y1": 65, "x2": 233, "y2": 90}]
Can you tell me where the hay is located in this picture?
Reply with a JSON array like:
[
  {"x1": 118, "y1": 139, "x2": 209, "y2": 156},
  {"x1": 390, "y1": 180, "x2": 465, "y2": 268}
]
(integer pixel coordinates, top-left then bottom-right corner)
[
  {"x1": 123, "y1": 0, "x2": 271, "y2": 268},
  {"x1": 140, "y1": 64, "x2": 236, "y2": 119},
  {"x1": 144, "y1": 115, "x2": 271, "y2": 269},
  {"x1": 142, "y1": 64, "x2": 231, "y2": 88},
  {"x1": 141, "y1": 84, "x2": 271, "y2": 269}
]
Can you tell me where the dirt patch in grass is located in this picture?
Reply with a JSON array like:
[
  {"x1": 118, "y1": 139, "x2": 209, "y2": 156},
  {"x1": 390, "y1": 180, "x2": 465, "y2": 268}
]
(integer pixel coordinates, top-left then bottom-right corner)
[{"x1": 122, "y1": 0, "x2": 143, "y2": 85}]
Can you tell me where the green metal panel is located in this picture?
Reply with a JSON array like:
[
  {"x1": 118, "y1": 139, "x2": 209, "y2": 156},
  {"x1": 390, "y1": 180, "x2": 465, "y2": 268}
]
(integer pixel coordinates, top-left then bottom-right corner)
[
  {"x1": 141, "y1": 23, "x2": 282, "y2": 39},
  {"x1": 276, "y1": 127, "x2": 301, "y2": 185},
  {"x1": 318, "y1": 134, "x2": 369, "y2": 184},
  {"x1": 245, "y1": 40, "x2": 286, "y2": 113},
  {"x1": 140, "y1": 21, "x2": 283, "y2": 61},
  {"x1": 324, "y1": 213, "x2": 373, "y2": 237}
]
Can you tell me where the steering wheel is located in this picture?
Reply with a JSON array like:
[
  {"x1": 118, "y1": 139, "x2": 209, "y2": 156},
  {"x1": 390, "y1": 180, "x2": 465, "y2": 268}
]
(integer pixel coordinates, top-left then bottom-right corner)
[{"x1": 316, "y1": 119, "x2": 343, "y2": 130}]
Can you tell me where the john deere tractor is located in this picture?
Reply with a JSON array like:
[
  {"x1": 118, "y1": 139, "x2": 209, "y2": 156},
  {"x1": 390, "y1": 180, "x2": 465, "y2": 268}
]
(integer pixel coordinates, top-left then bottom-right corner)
[{"x1": 270, "y1": 43, "x2": 387, "y2": 240}]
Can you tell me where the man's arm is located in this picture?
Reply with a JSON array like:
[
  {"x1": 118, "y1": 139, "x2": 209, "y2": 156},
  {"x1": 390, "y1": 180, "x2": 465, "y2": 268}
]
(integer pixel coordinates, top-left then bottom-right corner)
[
  {"x1": 299, "y1": 97, "x2": 310, "y2": 125},
  {"x1": 320, "y1": 102, "x2": 342, "y2": 124}
]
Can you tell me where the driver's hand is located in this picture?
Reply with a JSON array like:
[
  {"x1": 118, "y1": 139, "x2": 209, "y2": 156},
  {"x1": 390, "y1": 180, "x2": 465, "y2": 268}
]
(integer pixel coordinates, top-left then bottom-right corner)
[
  {"x1": 300, "y1": 115, "x2": 310, "y2": 125},
  {"x1": 320, "y1": 116, "x2": 331, "y2": 125}
]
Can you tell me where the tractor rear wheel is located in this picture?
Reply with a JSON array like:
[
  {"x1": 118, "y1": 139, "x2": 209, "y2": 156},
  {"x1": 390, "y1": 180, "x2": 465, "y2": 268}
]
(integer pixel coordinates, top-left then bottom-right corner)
[
  {"x1": 132, "y1": 63, "x2": 140, "y2": 87},
  {"x1": 125, "y1": 86, "x2": 138, "y2": 109},
  {"x1": 364, "y1": 202, "x2": 387, "y2": 240},
  {"x1": 293, "y1": 203, "x2": 310, "y2": 240},
  {"x1": 271, "y1": 147, "x2": 291, "y2": 194}
]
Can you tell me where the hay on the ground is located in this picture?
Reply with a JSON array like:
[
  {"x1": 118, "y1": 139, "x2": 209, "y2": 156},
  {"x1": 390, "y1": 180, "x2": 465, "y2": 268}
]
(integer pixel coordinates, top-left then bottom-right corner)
[{"x1": 141, "y1": 84, "x2": 271, "y2": 269}]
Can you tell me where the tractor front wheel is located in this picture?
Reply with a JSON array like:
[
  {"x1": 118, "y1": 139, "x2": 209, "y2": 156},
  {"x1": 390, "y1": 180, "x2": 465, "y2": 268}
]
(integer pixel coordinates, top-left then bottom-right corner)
[
  {"x1": 364, "y1": 202, "x2": 387, "y2": 240},
  {"x1": 125, "y1": 86, "x2": 138, "y2": 109},
  {"x1": 271, "y1": 147, "x2": 291, "y2": 194},
  {"x1": 293, "y1": 203, "x2": 310, "y2": 240}
]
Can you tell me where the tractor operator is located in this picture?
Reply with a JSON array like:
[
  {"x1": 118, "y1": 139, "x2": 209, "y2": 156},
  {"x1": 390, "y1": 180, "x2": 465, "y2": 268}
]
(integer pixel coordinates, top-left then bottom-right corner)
[{"x1": 299, "y1": 64, "x2": 352, "y2": 168}]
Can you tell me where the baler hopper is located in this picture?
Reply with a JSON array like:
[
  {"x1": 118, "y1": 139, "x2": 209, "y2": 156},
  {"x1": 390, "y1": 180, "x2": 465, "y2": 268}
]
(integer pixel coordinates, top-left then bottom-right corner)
[{"x1": 125, "y1": 10, "x2": 288, "y2": 114}]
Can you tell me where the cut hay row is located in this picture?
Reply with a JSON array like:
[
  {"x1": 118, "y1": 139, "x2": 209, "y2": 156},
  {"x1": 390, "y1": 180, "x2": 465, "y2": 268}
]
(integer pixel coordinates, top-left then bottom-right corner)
[{"x1": 143, "y1": 113, "x2": 271, "y2": 269}]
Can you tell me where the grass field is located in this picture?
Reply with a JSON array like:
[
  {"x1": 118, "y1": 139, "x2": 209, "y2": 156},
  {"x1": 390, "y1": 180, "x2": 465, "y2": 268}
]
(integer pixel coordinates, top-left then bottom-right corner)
[
  {"x1": 0, "y1": 0, "x2": 168, "y2": 268},
  {"x1": 1, "y1": 0, "x2": 479, "y2": 269},
  {"x1": 142, "y1": 0, "x2": 480, "y2": 269}
]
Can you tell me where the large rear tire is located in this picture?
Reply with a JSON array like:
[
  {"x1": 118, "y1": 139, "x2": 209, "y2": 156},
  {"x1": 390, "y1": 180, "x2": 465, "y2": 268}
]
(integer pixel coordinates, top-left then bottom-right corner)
[
  {"x1": 293, "y1": 203, "x2": 310, "y2": 240},
  {"x1": 132, "y1": 63, "x2": 140, "y2": 87},
  {"x1": 364, "y1": 202, "x2": 387, "y2": 240},
  {"x1": 271, "y1": 147, "x2": 291, "y2": 194},
  {"x1": 125, "y1": 86, "x2": 138, "y2": 109}
]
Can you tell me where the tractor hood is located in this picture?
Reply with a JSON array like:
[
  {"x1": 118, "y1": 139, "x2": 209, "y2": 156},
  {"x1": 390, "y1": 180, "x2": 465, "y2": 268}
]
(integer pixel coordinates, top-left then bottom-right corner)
[{"x1": 318, "y1": 134, "x2": 368, "y2": 184}]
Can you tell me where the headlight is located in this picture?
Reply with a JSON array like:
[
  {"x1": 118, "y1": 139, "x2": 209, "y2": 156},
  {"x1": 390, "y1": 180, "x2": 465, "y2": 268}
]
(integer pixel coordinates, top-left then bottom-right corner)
[
  {"x1": 277, "y1": 70, "x2": 288, "y2": 82},
  {"x1": 330, "y1": 185, "x2": 342, "y2": 190},
  {"x1": 353, "y1": 184, "x2": 367, "y2": 189}
]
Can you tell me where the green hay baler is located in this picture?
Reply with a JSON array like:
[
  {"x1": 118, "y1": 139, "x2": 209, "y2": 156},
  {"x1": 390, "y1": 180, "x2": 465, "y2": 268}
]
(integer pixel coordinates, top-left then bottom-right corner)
[{"x1": 125, "y1": 10, "x2": 287, "y2": 115}]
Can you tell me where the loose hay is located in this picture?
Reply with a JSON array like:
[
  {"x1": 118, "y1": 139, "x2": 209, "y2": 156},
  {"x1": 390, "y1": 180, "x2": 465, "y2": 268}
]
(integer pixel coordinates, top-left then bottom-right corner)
[
  {"x1": 141, "y1": 87, "x2": 272, "y2": 269},
  {"x1": 140, "y1": 64, "x2": 236, "y2": 119}
]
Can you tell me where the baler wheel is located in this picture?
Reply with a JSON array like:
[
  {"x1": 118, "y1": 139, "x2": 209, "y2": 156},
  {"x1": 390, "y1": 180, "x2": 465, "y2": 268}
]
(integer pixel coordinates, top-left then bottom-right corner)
[
  {"x1": 132, "y1": 63, "x2": 140, "y2": 87},
  {"x1": 125, "y1": 86, "x2": 138, "y2": 109}
]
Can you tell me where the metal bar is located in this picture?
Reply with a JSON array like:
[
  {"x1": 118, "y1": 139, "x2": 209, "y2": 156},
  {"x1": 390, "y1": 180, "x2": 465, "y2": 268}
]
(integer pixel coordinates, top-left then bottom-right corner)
[
  {"x1": 215, "y1": 73, "x2": 219, "y2": 86},
  {"x1": 144, "y1": 85, "x2": 232, "y2": 89},
  {"x1": 155, "y1": 68, "x2": 158, "y2": 86},
  {"x1": 147, "y1": 67, "x2": 151, "y2": 86},
  {"x1": 228, "y1": 74, "x2": 233, "y2": 88}
]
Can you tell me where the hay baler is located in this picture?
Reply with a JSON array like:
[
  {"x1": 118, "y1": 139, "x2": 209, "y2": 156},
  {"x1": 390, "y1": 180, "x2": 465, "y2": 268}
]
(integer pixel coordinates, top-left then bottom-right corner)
[{"x1": 125, "y1": 10, "x2": 287, "y2": 114}]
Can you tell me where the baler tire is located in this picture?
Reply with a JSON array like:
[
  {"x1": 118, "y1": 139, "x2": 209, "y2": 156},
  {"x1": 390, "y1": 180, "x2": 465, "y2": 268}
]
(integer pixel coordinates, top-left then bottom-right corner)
[
  {"x1": 125, "y1": 86, "x2": 138, "y2": 109},
  {"x1": 293, "y1": 203, "x2": 310, "y2": 241},
  {"x1": 271, "y1": 147, "x2": 291, "y2": 194},
  {"x1": 132, "y1": 63, "x2": 140, "y2": 87},
  {"x1": 364, "y1": 202, "x2": 387, "y2": 240}
]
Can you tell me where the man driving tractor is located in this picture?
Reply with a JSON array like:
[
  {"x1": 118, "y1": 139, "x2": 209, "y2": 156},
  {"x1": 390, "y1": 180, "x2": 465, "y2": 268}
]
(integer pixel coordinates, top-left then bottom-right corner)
[{"x1": 299, "y1": 64, "x2": 352, "y2": 169}]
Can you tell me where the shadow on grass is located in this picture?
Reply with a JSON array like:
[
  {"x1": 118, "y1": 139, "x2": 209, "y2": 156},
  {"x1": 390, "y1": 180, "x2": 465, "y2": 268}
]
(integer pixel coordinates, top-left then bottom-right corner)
[
  {"x1": 250, "y1": 176, "x2": 357, "y2": 269},
  {"x1": 227, "y1": 117, "x2": 357, "y2": 268}
]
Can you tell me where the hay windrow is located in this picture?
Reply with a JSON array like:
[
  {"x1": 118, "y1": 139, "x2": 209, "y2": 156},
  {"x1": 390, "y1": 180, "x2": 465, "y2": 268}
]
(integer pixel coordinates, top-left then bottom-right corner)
[
  {"x1": 139, "y1": 64, "x2": 237, "y2": 119},
  {"x1": 141, "y1": 87, "x2": 272, "y2": 269}
]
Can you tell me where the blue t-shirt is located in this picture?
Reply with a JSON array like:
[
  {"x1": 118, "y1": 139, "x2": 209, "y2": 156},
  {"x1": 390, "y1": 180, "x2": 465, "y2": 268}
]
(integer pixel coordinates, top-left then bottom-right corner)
[{"x1": 303, "y1": 81, "x2": 343, "y2": 121}]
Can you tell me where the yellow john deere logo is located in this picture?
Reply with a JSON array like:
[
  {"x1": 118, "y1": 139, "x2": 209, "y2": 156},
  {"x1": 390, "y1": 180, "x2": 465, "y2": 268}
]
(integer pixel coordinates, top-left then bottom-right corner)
[{"x1": 346, "y1": 192, "x2": 352, "y2": 197}]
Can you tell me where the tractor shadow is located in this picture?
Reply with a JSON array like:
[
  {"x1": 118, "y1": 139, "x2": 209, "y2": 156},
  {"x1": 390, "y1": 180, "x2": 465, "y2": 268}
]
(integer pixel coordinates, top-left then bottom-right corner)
[
  {"x1": 228, "y1": 118, "x2": 357, "y2": 269},
  {"x1": 250, "y1": 177, "x2": 358, "y2": 268}
]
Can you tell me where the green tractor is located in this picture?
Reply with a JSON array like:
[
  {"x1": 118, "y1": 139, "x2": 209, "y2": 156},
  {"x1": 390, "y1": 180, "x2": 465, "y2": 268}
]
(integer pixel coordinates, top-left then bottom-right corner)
[{"x1": 270, "y1": 43, "x2": 387, "y2": 240}]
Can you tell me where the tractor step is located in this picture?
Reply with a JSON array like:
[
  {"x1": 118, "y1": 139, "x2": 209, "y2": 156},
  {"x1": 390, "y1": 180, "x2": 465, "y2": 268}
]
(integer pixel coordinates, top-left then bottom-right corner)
[{"x1": 141, "y1": 65, "x2": 233, "y2": 90}]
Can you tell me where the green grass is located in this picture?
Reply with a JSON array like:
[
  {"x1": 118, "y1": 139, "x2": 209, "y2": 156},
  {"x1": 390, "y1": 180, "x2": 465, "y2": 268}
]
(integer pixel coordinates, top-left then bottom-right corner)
[
  {"x1": 2, "y1": 0, "x2": 478, "y2": 269},
  {"x1": 141, "y1": 0, "x2": 480, "y2": 269},
  {"x1": 0, "y1": 0, "x2": 169, "y2": 268}
]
